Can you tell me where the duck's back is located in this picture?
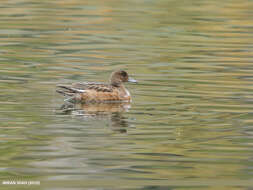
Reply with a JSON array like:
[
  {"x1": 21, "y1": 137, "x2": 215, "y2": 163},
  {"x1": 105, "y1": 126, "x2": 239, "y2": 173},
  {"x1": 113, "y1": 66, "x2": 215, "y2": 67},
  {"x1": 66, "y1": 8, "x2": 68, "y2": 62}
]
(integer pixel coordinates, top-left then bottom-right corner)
[{"x1": 72, "y1": 82, "x2": 113, "y2": 92}]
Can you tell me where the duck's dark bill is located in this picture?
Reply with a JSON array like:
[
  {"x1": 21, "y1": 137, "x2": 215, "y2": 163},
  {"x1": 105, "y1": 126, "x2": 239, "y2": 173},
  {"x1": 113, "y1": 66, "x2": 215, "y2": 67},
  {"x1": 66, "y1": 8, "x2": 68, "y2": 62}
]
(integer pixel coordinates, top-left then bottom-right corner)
[{"x1": 128, "y1": 77, "x2": 137, "y2": 83}]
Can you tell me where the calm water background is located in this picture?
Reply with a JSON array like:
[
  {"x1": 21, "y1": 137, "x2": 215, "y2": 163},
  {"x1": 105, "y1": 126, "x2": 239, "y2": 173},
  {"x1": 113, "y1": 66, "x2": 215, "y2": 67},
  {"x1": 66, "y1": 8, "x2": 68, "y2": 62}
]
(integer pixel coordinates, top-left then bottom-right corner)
[{"x1": 1, "y1": 0, "x2": 253, "y2": 189}]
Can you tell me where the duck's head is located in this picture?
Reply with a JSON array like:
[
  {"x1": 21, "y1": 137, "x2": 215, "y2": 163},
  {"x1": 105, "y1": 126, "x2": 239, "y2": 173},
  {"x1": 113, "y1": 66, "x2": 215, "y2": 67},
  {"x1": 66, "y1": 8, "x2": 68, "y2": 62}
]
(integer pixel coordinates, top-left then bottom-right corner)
[{"x1": 110, "y1": 70, "x2": 137, "y2": 86}]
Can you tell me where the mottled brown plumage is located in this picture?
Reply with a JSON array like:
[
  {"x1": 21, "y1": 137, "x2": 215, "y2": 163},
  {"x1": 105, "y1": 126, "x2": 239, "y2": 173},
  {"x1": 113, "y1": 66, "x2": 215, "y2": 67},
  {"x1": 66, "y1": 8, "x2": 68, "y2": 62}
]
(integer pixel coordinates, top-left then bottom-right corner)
[{"x1": 56, "y1": 70, "x2": 137, "y2": 103}]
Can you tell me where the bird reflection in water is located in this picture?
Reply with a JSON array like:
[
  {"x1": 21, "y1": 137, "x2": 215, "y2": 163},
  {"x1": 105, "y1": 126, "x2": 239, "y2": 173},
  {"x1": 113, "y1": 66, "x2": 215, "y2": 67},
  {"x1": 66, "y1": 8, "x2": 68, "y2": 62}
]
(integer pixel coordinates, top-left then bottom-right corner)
[{"x1": 58, "y1": 102, "x2": 131, "y2": 133}]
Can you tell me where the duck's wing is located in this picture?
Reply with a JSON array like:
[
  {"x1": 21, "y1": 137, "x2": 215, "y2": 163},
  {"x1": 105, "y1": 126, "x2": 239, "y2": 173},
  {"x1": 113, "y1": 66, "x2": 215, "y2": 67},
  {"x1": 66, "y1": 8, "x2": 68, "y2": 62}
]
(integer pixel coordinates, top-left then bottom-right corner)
[
  {"x1": 56, "y1": 84, "x2": 86, "y2": 97},
  {"x1": 72, "y1": 82, "x2": 113, "y2": 92},
  {"x1": 57, "y1": 82, "x2": 113, "y2": 97}
]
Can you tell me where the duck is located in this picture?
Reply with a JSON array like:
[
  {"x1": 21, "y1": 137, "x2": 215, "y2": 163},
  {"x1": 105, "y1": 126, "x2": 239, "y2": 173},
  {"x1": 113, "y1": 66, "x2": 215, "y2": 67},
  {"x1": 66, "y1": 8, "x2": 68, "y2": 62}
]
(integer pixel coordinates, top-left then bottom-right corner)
[{"x1": 56, "y1": 70, "x2": 137, "y2": 103}]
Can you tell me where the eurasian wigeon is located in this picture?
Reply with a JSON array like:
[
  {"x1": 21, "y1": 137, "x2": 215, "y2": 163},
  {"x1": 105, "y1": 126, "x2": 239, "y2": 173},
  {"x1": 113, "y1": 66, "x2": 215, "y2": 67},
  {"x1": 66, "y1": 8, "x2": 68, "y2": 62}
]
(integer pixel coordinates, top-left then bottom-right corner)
[{"x1": 56, "y1": 70, "x2": 137, "y2": 103}]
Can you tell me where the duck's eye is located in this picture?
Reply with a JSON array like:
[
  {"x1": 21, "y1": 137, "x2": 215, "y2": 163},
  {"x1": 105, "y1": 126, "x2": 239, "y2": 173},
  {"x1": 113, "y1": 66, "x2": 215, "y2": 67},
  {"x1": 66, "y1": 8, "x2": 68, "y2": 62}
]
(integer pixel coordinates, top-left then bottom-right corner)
[{"x1": 120, "y1": 71, "x2": 127, "y2": 77}]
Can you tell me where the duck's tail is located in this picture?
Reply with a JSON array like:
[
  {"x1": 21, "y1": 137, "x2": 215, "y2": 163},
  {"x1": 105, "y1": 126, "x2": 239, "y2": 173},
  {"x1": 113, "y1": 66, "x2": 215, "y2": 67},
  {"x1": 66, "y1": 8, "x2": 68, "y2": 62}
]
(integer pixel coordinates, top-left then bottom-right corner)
[{"x1": 56, "y1": 85, "x2": 85, "y2": 103}]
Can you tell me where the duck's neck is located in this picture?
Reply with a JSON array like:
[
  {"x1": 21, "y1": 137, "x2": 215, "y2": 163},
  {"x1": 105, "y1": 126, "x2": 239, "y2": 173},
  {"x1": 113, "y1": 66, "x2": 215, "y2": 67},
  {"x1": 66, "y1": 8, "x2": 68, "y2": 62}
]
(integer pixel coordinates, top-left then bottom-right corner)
[
  {"x1": 113, "y1": 83, "x2": 131, "y2": 100},
  {"x1": 111, "y1": 82, "x2": 120, "y2": 87}
]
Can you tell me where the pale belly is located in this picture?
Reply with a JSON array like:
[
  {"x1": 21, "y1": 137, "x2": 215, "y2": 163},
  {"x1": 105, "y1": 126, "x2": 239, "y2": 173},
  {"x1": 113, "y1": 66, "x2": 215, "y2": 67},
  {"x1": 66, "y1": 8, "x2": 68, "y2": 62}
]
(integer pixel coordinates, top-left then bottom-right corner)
[
  {"x1": 125, "y1": 89, "x2": 131, "y2": 97},
  {"x1": 123, "y1": 89, "x2": 131, "y2": 102}
]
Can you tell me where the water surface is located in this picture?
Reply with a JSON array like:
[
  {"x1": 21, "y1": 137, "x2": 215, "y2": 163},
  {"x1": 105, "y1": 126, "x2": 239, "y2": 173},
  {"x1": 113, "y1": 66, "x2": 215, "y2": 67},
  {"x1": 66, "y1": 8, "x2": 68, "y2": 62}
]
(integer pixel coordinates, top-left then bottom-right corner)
[{"x1": 1, "y1": 0, "x2": 253, "y2": 189}]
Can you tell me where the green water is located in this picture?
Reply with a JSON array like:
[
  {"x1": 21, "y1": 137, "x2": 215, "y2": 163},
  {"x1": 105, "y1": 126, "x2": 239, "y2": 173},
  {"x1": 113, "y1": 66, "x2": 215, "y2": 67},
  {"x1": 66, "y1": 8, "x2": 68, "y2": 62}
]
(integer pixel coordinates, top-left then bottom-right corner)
[{"x1": 1, "y1": 0, "x2": 253, "y2": 189}]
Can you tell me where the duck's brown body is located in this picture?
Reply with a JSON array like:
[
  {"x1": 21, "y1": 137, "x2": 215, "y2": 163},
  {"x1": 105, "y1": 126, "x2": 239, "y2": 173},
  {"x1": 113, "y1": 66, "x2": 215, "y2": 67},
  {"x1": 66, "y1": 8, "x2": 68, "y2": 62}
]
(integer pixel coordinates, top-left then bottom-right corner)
[{"x1": 56, "y1": 70, "x2": 136, "y2": 103}]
